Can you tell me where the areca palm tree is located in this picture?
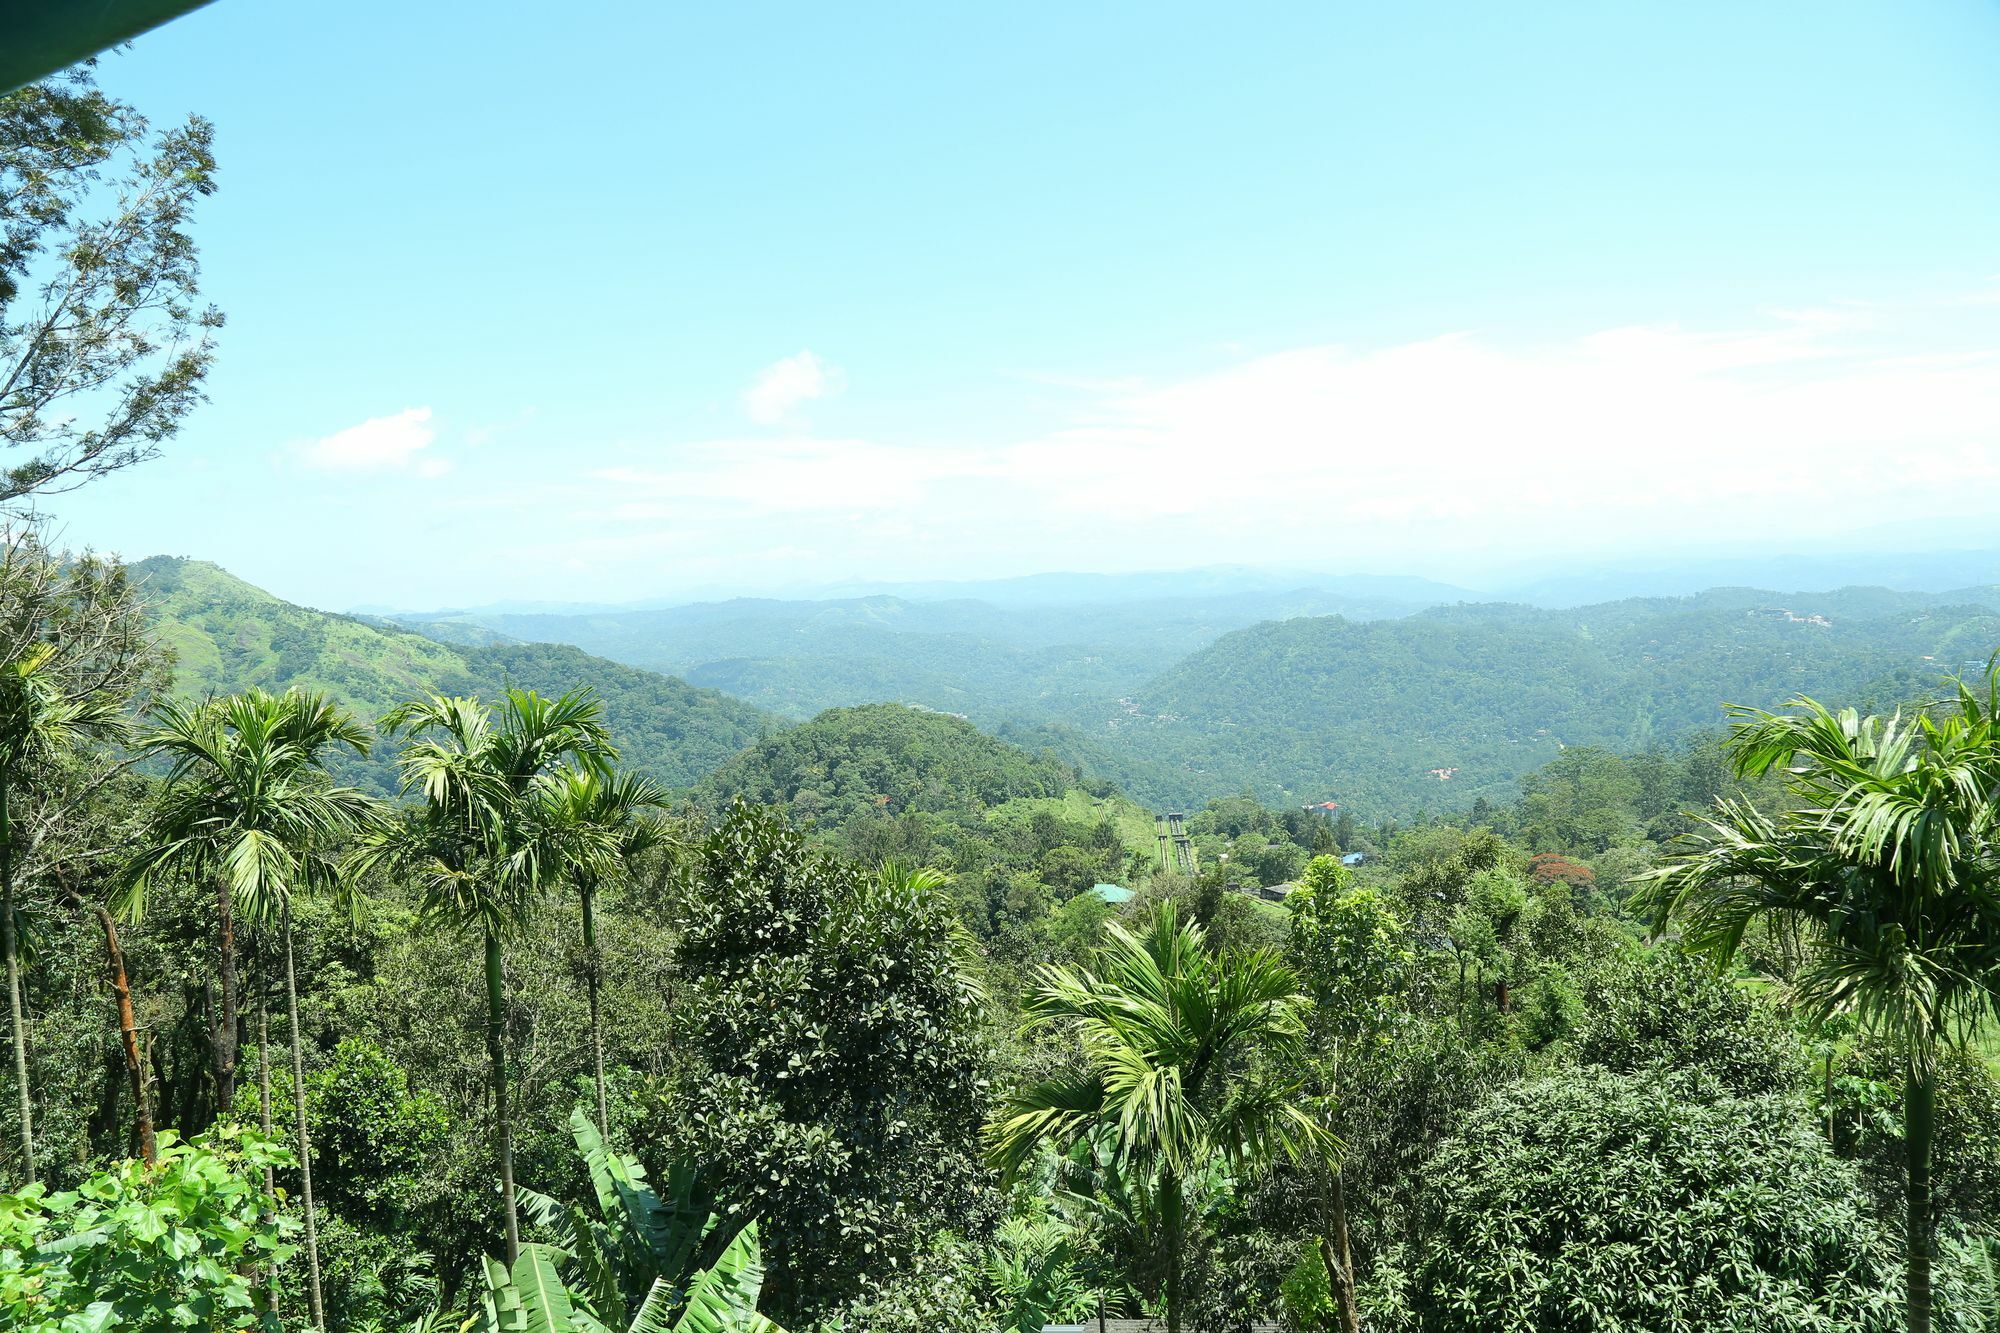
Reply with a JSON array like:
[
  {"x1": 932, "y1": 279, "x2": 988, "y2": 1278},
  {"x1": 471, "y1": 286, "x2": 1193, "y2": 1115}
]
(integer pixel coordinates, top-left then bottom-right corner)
[
  {"x1": 986, "y1": 901, "x2": 1328, "y2": 1333},
  {"x1": 532, "y1": 767, "x2": 672, "y2": 1137},
  {"x1": 123, "y1": 686, "x2": 386, "y2": 1330},
  {"x1": 361, "y1": 688, "x2": 614, "y2": 1266},
  {"x1": 1637, "y1": 673, "x2": 2000, "y2": 1333},
  {"x1": 0, "y1": 642, "x2": 127, "y2": 1185}
]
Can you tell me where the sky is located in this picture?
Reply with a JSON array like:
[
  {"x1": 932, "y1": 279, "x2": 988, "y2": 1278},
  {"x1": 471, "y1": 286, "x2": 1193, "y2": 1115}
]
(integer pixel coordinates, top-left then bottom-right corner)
[{"x1": 36, "y1": 1, "x2": 2000, "y2": 610}]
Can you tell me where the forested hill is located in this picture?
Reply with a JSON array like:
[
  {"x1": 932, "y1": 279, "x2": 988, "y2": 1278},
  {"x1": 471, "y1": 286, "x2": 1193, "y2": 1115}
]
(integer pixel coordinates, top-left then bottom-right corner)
[
  {"x1": 133, "y1": 557, "x2": 777, "y2": 792},
  {"x1": 699, "y1": 702, "x2": 1080, "y2": 827},
  {"x1": 389, "y1": 585, "x2": 1443, "y2": 725},
  {"x1": 1079, "y1": 586, "x2": 2000, "y2": 815}
]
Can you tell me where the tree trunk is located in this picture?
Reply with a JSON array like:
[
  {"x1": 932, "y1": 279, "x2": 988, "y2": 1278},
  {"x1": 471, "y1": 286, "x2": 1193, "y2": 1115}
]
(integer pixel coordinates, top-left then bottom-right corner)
[
  {"x1": 1, "y1": 771, "x2": 33, "y2": 1185},
  {"x1": 1328, "y1": 1169, "x2": 1362, "y2": 1333},
  {"x1": 256, "y1": 1002, "x2": 280, "y2": 1317},
  {"x1": 1907, "y1": 1056, "x2": 1935, "y2": 1333},
  {"x1": 1162, "y1": 1167, "x2": 1183, "y2": 1333},
  {"x1": 213, "y1": 877, "x2": 238, "y2": 1115},
  {"x1": 581, "y1": 879, "x2": 608, "y2": 1138},
  {"x1": 486, "y1": 923, "x2": 520, "y2": 1266},
  {"x1": 257, "y1": 1007, "x2": 274, "y2": 1189},
  {"x1": 284, "y1": 905, "x2": 326, "y2": 1330},
  {"x1": 86, "y1": 898, "x2": 152, "y2": 1162},
  {"x1": 1494, "y1": 975, "x2": 1510, "y2": 1014}
]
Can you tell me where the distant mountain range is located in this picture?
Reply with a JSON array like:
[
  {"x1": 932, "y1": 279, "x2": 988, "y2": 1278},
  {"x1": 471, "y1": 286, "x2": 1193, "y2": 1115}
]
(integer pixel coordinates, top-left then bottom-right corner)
[{"x1": 136, "y1": 555, "x2": 2000, "y2": 821}]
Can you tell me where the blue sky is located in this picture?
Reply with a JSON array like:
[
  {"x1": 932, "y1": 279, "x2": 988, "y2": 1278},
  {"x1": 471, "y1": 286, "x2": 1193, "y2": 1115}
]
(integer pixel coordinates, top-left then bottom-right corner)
[{"x1": 43, "y1": 1, "x2": 2000, "y2": 609}]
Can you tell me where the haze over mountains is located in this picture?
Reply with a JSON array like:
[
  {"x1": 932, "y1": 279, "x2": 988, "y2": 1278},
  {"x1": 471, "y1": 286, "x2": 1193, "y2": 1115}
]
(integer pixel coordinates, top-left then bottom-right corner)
[{"x1": 129, "y1": 550, "x2": 2000, "y2": 821}]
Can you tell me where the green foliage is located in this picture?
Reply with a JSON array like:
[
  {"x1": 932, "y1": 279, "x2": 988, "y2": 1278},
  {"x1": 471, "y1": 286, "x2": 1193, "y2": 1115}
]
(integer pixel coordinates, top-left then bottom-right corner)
[
  {"x1": 984, "y1": 1204, "x2": 1103, "y2": 1332},
  {"x1": 518, "y1": 1109, "x2": 713, "y2": 1330},
  {"x1": 1082, "y1": 591, "x2": 2000, "y2": 814},
  {"x1": 1278, "y1": 1244, "x2": 1338, "y2": 1331},
  {"x1": 1410, "y1": 1067, "x2": 1900, "y2": 1332},
  {"x1": 1574, "y1": 946, "x2": 1797, "y2": 1095},
  {"x1": 133, "y1": 558, "x2": 771, "y2": 794},
  {"x1": 700, "y1": 702, "x2": 1073, "y2": 827},
  {"x1": 307, "y1": 1036, "x2": 453, "y2": 1224},
  {"x1": 465, "y1": 1223, "x2": 781, "y2": 1333},
  {"x1": 989, "y1": 903, "x2": 1325, "y2": 1331},
  {"x1": 666, "y1": 804, "x2": 989, "y2": 1322},
  {"x1": 0, "y1": 1127, "x2": 295, "y2": 1332},
  {"x1": 1286, "y1": 857, "x2": 1411, "y2": 1051},
  {"x1": 0, "y1": 68, "x2": 221, "y2": 500}
]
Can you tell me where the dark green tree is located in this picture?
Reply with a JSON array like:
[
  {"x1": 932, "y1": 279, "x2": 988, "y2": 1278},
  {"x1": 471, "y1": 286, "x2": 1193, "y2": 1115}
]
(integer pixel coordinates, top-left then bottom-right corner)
[
  {"x1": 667, "y1": 803, "x2": 987, "y2": 1322},
  {"x1": 1639, "y1": 676, "x2": 2000, "y2": 1333}
]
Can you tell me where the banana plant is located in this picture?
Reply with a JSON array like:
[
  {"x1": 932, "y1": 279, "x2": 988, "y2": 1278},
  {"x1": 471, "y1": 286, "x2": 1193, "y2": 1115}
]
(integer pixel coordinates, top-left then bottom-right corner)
[
  {"x1": 467, "y1": 1224, "x2": 781, "y2": 1333},
  {"x1": 517, "y1": 1109, "x2": 713, "y2": 1325}
]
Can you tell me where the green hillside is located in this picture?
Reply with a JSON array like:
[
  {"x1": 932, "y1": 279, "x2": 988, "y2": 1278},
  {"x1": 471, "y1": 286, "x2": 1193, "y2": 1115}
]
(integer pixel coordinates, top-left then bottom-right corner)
[
  {"x1": 134, "y1": 557, "x2": 777, "y2": 792},
  {"x1": 698, "y1": 701, "x2": 1078, "y2": 825},
  {"x1": 1078, "y1": 587, "x2": 2000, "y2": 815}
]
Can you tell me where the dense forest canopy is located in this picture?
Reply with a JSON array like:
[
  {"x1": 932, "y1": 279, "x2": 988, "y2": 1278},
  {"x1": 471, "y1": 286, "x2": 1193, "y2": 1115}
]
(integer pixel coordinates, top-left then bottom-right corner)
[{"x1": 7, "y1": 40, "x2": 2000, "y2": 1333}]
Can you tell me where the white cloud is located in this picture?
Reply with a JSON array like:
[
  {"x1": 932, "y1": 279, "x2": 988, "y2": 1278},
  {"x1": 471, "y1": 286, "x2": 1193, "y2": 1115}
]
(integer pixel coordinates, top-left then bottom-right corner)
[
  {"x1": 296, "y1": 407, "x2": 449, "y2": 475},
  {"x1": 743, "y1": 351, "x2": 843, "y2": 425},
  {"x1": 537, "y1": 297, "x2": 2000, "y2": 589}
]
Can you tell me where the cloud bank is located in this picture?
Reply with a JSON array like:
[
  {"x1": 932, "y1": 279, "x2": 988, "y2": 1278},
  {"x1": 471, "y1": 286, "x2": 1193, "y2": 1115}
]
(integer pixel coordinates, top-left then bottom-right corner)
[{"x1": 553, "y1": 301, "x2": 1997, "y2": 591}]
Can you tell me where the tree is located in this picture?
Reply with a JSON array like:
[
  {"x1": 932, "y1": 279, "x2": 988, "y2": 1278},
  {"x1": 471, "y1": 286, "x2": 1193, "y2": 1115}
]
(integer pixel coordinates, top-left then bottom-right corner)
[
  {"x1": 0, "y1": 529, "x2": 151, "y2": 1184},
  {"x1": 986, "y1": 901, "x2": 1326, "y2": 1333},
  {"x1": 667, "y1": 804, "x2": 988, "y2": 1322},
  {"x1": 1285, "y1": 856, "x2": 1411, "y2": 1333},
  {"x1": 124, "y1": 687, "x2": 386, "y2": 1329},
  {"x1": 1409, "y1": 1066, "x2": 1899, "y2": 1332},
  {"x1": 362, "y1": 688, "x2": 614, "y2": 1267},
  {"x1": 532, "y1": 768, "x2": 670, "y2": 1138},
  {"x1": 1, "y1": 67, "x2": 221, "y2": 502},
  {"x1": 0, "y1": 640, "x2": 124, "y2": 1184},
  {"x1": 1637, "y1": 675, "x2": 2000, "y2": 1333}
]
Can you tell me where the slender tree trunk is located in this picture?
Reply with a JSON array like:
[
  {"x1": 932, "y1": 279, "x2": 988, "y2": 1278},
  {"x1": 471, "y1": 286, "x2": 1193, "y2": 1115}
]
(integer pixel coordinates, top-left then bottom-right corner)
[
  {"x1": 581, "y1": 879, "x2": 608, "y2": 1138},
  {"x1": 85, "y1": 897, "x2": 152, "y2": 1163},
  {"x1": 284, "y1": 905, "x2": 326, "y2": 1330},
  {"x1": 1494, "y1": 975, "x2": 1510, "y2": 1014},
  {"x1": 1907, "y1": 1055, "x2": 1936, "y2": 1333},
  {"x1": 1162, "y1": 1168, "x2": 1183, "y2": 1333},
  {"x1": 1325, "y1": 1168, "x2": 1362, "y2": 1333},
  {"x1": 258, "y1": 1006, "x2": 274, "y2": 1188},
  {"x1": 256, "y1": 1001, "x2": 280, "y2": 1317},
  {"x1": 213, "y1": 877, "x2": 238, "y2": 1115},
  {"x1": 0, "y1": 771, "x2": 33, "y2": 1185},
  {"x1": 486, "y1": 923, "x2": 520, "y2": 1266}
]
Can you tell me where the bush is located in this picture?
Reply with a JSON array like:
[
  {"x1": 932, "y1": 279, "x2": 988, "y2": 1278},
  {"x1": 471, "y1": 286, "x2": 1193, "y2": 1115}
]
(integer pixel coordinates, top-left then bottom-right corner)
[
  {"x1": 1575, "y1": 946, "x2": 1799, "y2": 1095},
  {"x1": 1410, "y1": 1067, "x2": 1899, "y2": 1332},
  {"x1": 0, "y1": 1127, "x2": 296, "y2": 1333}
]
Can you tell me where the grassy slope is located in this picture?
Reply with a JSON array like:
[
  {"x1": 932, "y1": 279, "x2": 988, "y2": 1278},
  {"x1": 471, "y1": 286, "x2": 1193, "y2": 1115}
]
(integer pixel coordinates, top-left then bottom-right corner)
[{"x1": 134, "y1": 557, "x2": 777, "y2": 793}]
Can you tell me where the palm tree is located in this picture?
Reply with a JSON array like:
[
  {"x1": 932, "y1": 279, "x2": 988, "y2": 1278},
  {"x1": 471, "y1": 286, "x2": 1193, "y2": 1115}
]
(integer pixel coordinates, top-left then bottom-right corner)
[
  {"x1": 532, "y1": 767, "x2": 671, "y2": 1138},
  {"x1": 986, "y1": 901, "x2": 1328, "y2": 1333},
  {"x1": 362, "y1": 688, "x2": 614, "y2": 1266},
  {"x1": 0, "y1": 642, "x2": 128, "y2": 1186},
  {"x1": 123, "y1": 686, "x2": 386, "y2": 1331},
  {"x1": 1637, "y1": 673, "x2": 2000, "y2": 1333}
]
